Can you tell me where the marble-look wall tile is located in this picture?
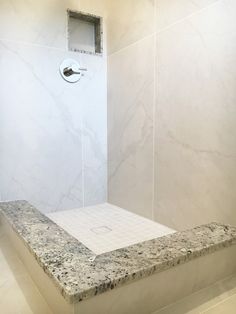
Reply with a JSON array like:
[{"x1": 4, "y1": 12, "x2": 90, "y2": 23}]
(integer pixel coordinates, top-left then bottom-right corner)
[
  {"x1": 156, "y1": 0, "x2": 219, "y2": 32},
  {"x1": 0, "y1": 0, "x2": 107, "y2": 51},
  {"x1": 79, "y1": 53, "x2": 108, "y2": 206},
  {"x1": 106, "y1": 0, "x2": 155, "y2": 55},
  {"x1": 0, "y1": 0, "x2": 108, "y2": 212},
  {"x1": 78, "y1": 0, "x2": 108, "y2": 17},
  {"x1": 0, "y1": 41, "x2": 83, "y2": 212},
  {"x1": 0, "y1": 0, "x2": 67, "y2": 49},
  {"x1": 154, "y1": 0, "x2": 236, "y2": 229},
  {"x1": 0, "y1": 39, "x2": 107, "y2": 212},
  {"x1": 108, "y1": 35, "x2": 155, "y2": 219}
]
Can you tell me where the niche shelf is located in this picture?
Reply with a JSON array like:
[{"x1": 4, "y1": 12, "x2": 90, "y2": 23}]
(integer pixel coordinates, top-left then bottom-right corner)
[{"x1": 67, "y1": 10, "x2": 103, "y2": 55}]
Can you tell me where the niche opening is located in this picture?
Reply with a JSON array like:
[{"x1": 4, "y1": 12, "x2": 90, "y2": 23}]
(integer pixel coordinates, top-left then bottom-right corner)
[{"x1": 68, "y1": 10, "x2": 103, "y2": 55}]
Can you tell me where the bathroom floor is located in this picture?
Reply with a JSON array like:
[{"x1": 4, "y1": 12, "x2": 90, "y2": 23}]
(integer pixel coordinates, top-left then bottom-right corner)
[
  {"x1": 0, "y1": 226, "x2": 52, "y2": 314},
  {"x1": 0, "y1": 221, "x2": 236, "y2": 314},
  {"x1": 154, "y1": 275, "x2": 236, "y2": 314},
  {"x1": 46, "y1": 203, "x2": 175, "y2": 255}
]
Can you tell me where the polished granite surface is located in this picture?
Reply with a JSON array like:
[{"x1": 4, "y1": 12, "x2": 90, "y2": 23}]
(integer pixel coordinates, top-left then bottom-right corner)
[{"x1": 0, "y1": 200, "x2": 236, "y2": 304}]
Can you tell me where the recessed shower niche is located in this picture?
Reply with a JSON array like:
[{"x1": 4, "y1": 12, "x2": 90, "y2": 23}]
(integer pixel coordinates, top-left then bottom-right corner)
[{"x1": 67, "y1": 10, "x2": 103, "y2": 55}]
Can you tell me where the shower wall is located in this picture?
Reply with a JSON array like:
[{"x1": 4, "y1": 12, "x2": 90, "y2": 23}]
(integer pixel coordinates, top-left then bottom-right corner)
[
  {"x1": 1, "y1": 0, "x2": 235, "y2": 227},
  {"x1": 108, "y1": 0, "x2": 236, "y2": 229},
  {"x1": 0, "y1": 0, "x2": 107, "y2": 213},
  {"x1": 107, "y1": 0, "x2": 155, "y2": 219}
]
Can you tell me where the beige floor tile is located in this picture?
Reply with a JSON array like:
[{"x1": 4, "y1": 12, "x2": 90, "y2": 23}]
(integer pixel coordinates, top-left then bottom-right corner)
[
  {"x1": 202, "y1": 294, "x2": 236, "y2": 314},
  {"x1": 0, "y1": 229, "x2": 53, "y2": 314},
  {"x1": 154, "y1": 275, "x2": 236, "y2": 314}
]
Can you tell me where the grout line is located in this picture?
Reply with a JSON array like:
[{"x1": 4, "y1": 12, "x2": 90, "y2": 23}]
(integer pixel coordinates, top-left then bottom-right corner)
[
  {"x1": 107, "y1": 0, "x2": 223, "y2": 220},
  {"x1": 0, "y1": 37, "x2": 108, "y2": 58},
  {"x1": 108, "y1": 0, "x2": 222, "y2": 58},
  {"x1": 0, "y1": 0, "x2": 222, "y2": 58},
  {"x1": 151, "y1": 1, "x2": 157, "y2": 222},
  {"x1": 106, "y1": 59, "x2": 109, "y2": 204},
  {"x1": 107, "y1": 32, "x2": 156, "y2": 58},
  {"x1": 81, "y1": 121, "x2": 85, "y2": 208},
  {"x1": 156, "y1": 0, "x2": 222, "y2": 35}
]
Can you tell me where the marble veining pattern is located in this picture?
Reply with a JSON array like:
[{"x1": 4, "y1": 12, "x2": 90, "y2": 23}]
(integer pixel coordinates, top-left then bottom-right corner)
[
  {"x1": 108, "y1": 35, "x2": 155, "y2": 219},
  {"x1": 0, "y1": 38, "x2": 107, "y2": 212},
  {"x1": 154, "y1": 0, "x2": 236, "y2": 229},
  {"x1": 0, "y1": 0, "x2": 107, "y2": 213},
  {"x1": 0, "y1": 200, "x2": 236, "y2": 304},
  {"x1": 107, "y1": 0, "x2": 236, "y2": 230}
]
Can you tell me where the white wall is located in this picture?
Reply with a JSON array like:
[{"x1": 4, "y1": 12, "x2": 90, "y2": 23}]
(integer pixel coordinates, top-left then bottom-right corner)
[
  {"x1": 107, "y1": 0, "x2": 236, "y2": 229},
  {"x1": 1, "y1": 0, "x2": 236, "y2": 228},
  {"x1": 155, "y1": 0, "x2": 236, "y2": 229},
  {"x1": 0, "y1": 0, "x2": 107, "y2": 213},
  {"x1": 107, "y1": 0, "x2": 155, "y2": 219}
]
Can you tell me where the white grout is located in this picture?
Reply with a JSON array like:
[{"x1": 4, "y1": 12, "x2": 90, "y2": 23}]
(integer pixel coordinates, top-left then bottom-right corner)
[{"x1": 47, "y1": 203, "x2": 175, "y2": 255}]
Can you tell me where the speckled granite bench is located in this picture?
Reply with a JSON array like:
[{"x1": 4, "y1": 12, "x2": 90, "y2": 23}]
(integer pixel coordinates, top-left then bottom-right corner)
[{"x1": 0, "y1": 200, "x2": 236, "y2": 314}]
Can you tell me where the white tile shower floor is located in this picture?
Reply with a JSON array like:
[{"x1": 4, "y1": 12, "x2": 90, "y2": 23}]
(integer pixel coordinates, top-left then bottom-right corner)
[{"x1": 46, "y1": 203, "x2": 175, "y2": 255}]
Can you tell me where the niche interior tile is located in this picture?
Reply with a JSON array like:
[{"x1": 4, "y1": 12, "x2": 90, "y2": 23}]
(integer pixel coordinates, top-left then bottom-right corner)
[
  {"x1": 108, "y1": 35, "x2": 155, "y2": 219},
  {"x1": 154, "y1": 0, "x2": 236, "y2": 230}
]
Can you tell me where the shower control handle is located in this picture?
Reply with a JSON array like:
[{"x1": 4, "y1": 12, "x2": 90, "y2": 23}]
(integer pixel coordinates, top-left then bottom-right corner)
[
  {"x1": 63, "y1": 65, "x2": 87, "y2": 77},
  {"x1": 60, "y1": 59, "x2": 87, "y2": 83}
]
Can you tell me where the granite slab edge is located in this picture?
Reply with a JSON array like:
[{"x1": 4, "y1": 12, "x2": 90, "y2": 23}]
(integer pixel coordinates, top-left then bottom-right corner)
[{"x1": 0, "y1": 200, "x2": 236, "y2": 304}]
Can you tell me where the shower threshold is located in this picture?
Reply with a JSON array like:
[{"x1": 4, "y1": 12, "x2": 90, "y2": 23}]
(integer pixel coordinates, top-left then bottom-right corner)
[{"x1": 0, "y1": 200, "x2": 236, "y2": 314}]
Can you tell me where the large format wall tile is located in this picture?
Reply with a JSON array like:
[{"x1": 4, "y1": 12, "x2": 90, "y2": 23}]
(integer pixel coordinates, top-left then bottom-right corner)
[
  {"x1": 0, "y1": 41, "x2": 83, "y2": 212},
  {"x1": 108, "y1": 35, "x2": 155, "y2": 218},
  {"x1": 156, "y1": 0, "x2": 218, "y2": 32},
  {"x1": 0, "y1": 40, "x2": 107, "y2": 212},
  {"x1": 0, "y1": 0, "x2": 108, "y2": 212},
  {"x1": 154, "y1": 0, "x2": 236, "y2": 229},
  {"x1": 0, "y1": 0, "x2": 68, "y2": 48},
  {"x1": 80, "y1": 53, "x2": 108, "y2": 206},
  {"x1": 106, "y1": 0, "x2": 155, "y2": 55},
  {"x1": 0, "y1": 0, "x2": 107, "y2": 50}
]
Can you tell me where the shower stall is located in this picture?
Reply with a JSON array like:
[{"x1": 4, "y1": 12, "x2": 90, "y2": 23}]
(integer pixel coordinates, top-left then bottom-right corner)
[
  {"x1": 0, "y1": 0, "x2": 236, "y2": 313},
  {"x1": 0, "y1": 0, "x2": 235, "y2": 231}
]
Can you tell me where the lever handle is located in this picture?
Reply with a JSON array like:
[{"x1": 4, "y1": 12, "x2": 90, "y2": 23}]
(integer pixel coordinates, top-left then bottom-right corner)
[
  {"x1": 63, "y1": 65, "x2": 87, "y2": 77},
  {"x1": 60, "y1": 59, "x2": 87, "y2": 83}
]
